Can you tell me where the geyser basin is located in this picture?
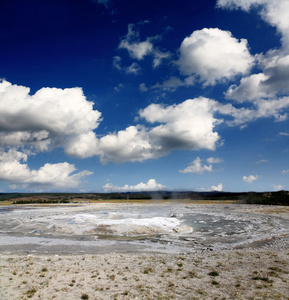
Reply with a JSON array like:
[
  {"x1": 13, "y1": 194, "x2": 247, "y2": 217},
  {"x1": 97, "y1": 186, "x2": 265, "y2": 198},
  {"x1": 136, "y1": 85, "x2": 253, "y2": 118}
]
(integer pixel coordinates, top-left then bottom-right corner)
[
  {"x1": 14, "y1": 213, "x2": 193, "y2": 236},
  {"x1": 0, "y1": 202, "x2": 288, "y2": 254}
]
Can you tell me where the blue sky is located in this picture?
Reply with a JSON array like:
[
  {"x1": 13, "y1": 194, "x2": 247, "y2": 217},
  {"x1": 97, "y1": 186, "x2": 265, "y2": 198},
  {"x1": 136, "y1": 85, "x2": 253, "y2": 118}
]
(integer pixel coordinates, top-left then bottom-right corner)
[{"x1": 0, "y1": 0, "x2": 288, "y2": 193}]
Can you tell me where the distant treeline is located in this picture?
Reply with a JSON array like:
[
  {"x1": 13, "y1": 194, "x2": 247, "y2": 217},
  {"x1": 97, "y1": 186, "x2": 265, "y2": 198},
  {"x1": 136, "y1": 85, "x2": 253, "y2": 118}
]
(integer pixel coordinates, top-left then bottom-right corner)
[
  {"x1": 0, "y1": 190, "x2": 288, "y2": 205},
  {"x1": 156, "y1": 190, "x2": 289, "y2": 205},
  {"x1": 12, "y1": 199, "x2": 70, "y2": 204}
]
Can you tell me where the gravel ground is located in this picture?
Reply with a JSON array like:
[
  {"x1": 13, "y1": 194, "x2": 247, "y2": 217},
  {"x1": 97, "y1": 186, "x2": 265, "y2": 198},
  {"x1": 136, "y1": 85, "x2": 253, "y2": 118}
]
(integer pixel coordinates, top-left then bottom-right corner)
[{"x1": 0, "y1": 203, "x2": 288, "y2": 299}]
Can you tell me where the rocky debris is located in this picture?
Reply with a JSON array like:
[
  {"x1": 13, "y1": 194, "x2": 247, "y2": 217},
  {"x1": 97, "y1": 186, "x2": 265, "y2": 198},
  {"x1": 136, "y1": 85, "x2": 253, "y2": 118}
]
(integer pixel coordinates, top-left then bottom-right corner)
[
  {"x1": 183, "y1": 237, "x2": 196, "y2": 242},
  {"x1": 170, "y1": 213, "x2": 184, "y2": 218},
  {"x1": 173, "y1": 225, "x2": 193, "y2": 234}
]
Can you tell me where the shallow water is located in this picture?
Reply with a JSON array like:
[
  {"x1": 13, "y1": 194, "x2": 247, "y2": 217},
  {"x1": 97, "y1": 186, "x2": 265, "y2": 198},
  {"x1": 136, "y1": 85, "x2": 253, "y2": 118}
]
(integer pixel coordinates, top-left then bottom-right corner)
[{"x1": 0, "y1": 203, "x2": 288, "y2": 254}]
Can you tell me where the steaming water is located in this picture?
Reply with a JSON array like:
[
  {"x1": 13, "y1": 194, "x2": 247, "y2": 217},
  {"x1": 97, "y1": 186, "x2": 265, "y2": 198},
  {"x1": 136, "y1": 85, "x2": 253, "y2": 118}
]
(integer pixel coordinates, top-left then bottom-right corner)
[{"x1": 0, "y1": 203, "x2": 288, "y2": 254}]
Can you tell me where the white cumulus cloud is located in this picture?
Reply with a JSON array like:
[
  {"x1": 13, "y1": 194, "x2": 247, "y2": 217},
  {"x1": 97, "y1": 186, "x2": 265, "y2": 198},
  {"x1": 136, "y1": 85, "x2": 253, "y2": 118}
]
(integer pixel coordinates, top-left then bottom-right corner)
[
  {"x1": 0, "y1": 81, "x2": 223, "y2": 166},
  {"x1": 97, "y1": 125, "x2": 153, "y2": 164},
  {"x1": 219, "y1": 0, "x2": 289, "y2": 115},
  {"x1": 96, "y1": 94, "x2": 289, "y2": 164},
  {"x1": 0, "y1": 80, "x2": 102, "y2": 158},
  {"x1": 226, "y1": 55, "x2": 289, "y2": 102},
  {"x1": 0, "y1": 80, "x2": 99, "y2": 189},
  {"x1": 210, "y1": 183, "x2": 223, "y2": 191},
  {"x1": 198, "y1": 183, "x2": 223, "y2": 191},
  {"x1": 243, "y1": 174, "x2": 259, "y2": 183},
  {"x1": 97, "y1": 97, "x2": 221, "y2": 163},
  {"x1": 179, "y1": 157, "x2": 213, "y2": 174},
  {"x1": 217, "y1": 0, "x2": 289, "y2": 47},
  {"x1": 139, "y1": 97, "x2": 220, "y2": 152},
  {"x1": 177, "y1": 28, "x2": 254, "y2": 85},
  {"x1": 103, "y1": 179, "x2": 166, "y2": 192},
  {"x1": 213, "y1": 96, "x2": 289, "y2": 126},
  {"x1": 225, "y1": 73, "x2": 271, "y2": 102},
  {"x1": 0, "y1": 149, "x2": 92, "y2": 190}
]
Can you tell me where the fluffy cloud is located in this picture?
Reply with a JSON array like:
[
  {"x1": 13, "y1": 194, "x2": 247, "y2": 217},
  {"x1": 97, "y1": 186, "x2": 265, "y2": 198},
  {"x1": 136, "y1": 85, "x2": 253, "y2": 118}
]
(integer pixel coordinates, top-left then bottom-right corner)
[
  {"x1": 273, "y1": 184, "x2": 284, "y2": 191},
  {"x1": 120, "y1": 39, "x2": 153, "y2": 60},
  {"x1": 118, "y1": 24, "x2": 170, "y2": 68},
  {"x1": 243, "y1": 174, "x2": 259, "y2": 183},
  {"x1": 179, "y1": 157, "x2": 213, "y2": 174},
  {"x1": 213, "y1": 96, "x2": 289, "y2": 126},
  {"x1": 0, "y1": 80, "x2": 102, "y2": 158},
  {"x1": 0, "y1": 130, "x2": 50, "y2": 151},
  {"x1": 119, "y1": 24, "x2": 153, "y2": 60},
  {"x1": 217, "y1": 0, "x2": 289, "y2": 47},
  {"x1": 226, "y1": 97, "x2": 289, "y2": 125},
  {"x1": 97, "y1": 97, "x2": 220, "y2": 163},
  {"x1": 103, "y1": 179, "x2": 166, "y2": 192},
  {"x1": 0, "y1": 80, "x2": 99, "y2": 189},
  {"x1": 140, "y1": 97, "x2": 220, "y2": 151},
  {"x1": 177, "y1": 28, "x2": 254, "y2": 85},
  {"x1": 97, "y1": 94, "x2": 289, "y2": 164},
  {"x1": 210, "y1": 183, "x2": 223, "y2": 191},
  {"x1": 180, "y1": 157, "x2": 222, "y2": 174},
  {"x1": 220, "y1": 0, "x2": 289, "y2": 112},
  {"x1": 0, "y1": 81, "x2": 221, "y2": 166},
  {"x1": 2, "y1": 76, "x2": 287, "y2": 177},
  {"x1": 198, "y1": 183, "x2": 223, "y2": 192},
  {"x1": 97, "y1": 126, "x2": 153, "y2": 164},
  {"x1": 261, "y1": 55, "x2": 289, "y2": 93},
  {"x1": 0, "y1": 149, "x2": 92, "y2": 190},
  {"x1": 225, "y1": 73, "x2": 270, "y2": 102},
  {"x1": 65, "y1": 131, "x2": 99, "y2": 158},
  {"x1": 226, "y1": 55, "x2": 289, "y2": 102},
  {"x1": 207, "y1": 157, "x2": 223, "y2": 164}
]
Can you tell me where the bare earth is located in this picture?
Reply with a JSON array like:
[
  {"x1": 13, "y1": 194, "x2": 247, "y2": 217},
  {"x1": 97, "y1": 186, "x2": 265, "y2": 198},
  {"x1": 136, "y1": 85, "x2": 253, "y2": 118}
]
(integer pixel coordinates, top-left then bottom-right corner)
[{"x1": 0, "y1": 203, "x2": 288, "y2": 300}]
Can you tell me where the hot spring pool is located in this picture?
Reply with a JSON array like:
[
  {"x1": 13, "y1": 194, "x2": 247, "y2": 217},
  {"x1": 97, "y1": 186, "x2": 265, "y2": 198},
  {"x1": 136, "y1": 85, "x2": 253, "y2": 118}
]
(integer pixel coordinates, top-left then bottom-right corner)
[{"x1": 0, "y1": 202, "x2": 288, "y2": 254}]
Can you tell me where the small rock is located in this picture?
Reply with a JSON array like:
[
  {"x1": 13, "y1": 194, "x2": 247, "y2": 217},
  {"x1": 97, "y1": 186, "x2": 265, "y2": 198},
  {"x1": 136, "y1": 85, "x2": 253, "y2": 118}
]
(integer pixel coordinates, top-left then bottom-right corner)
[{"x1": 173, "y1": 225, "x2": 193, "y2": 234}]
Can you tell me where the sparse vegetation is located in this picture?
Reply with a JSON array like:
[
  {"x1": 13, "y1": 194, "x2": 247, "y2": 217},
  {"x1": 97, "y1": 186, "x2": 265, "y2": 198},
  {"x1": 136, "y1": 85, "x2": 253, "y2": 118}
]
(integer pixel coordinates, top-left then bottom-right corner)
[
  {"x1": 252, "y1": 276, "x2": 273, "y2": 283},
  {"x1": 208, "y1": 271, "x2": 219, "y2": 277},
  {"x1": 25, "y1": 288, "x2": 37, "y2": 298},
  {"x1": 143, "y1": 266, "x2": 154, "y2": 274}
]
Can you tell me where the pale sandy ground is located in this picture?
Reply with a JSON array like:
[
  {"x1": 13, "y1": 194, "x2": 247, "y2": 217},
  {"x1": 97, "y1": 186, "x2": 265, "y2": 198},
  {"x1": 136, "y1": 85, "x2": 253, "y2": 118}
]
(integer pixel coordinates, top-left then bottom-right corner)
[
  {"x1": 0, "y1": 204, "x2": 288, "y2": 300},
  {"x1": 0, "y1": 247, "x2": 288, "y2": 299}
]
